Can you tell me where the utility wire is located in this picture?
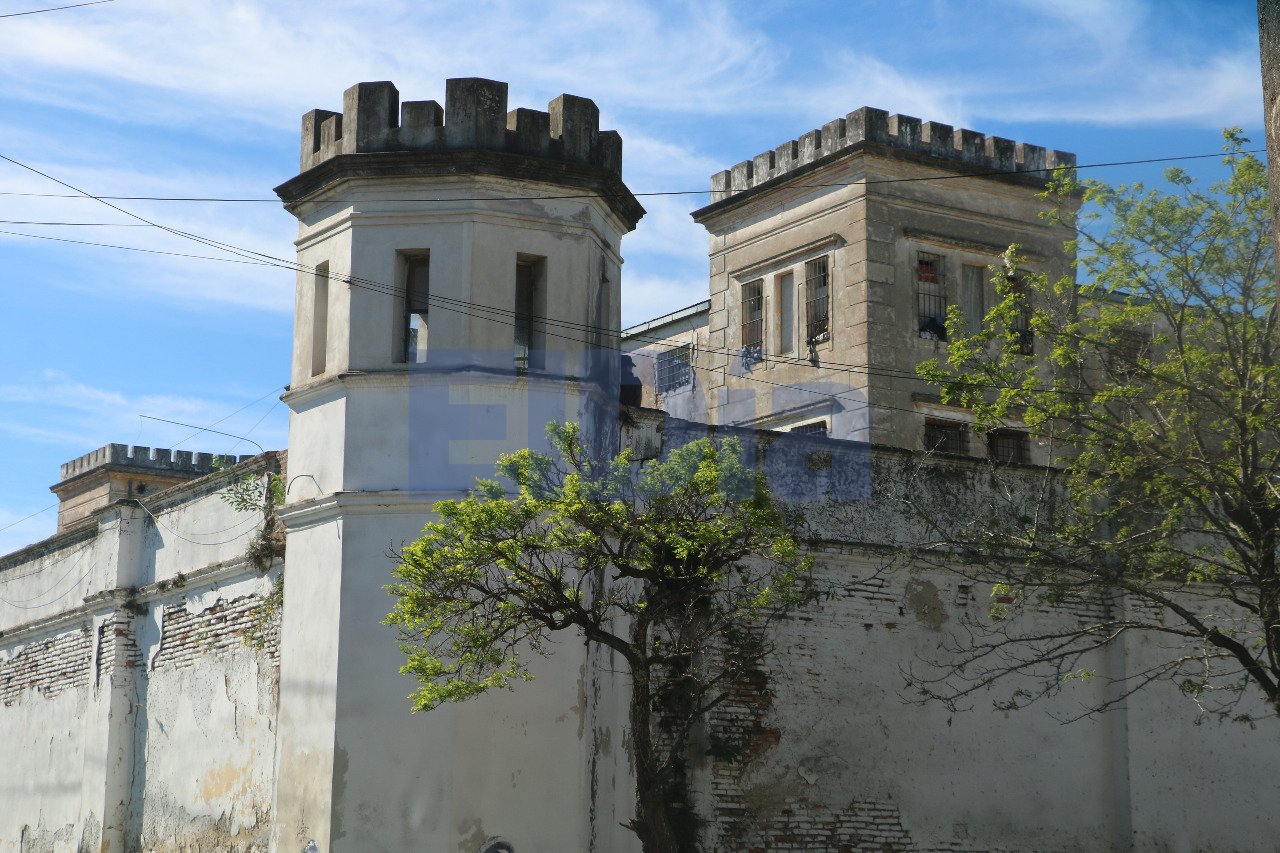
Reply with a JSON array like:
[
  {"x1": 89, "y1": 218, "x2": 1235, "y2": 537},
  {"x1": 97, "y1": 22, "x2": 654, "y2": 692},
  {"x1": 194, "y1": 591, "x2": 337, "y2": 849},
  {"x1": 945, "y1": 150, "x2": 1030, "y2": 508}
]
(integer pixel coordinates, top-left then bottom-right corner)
[
  {"x1": 0, "y1": 150, "x2": 1142, "y2": 401},
  {"x1": 0, "y1": 148, "x2": 1263, "y2": 204},
  {"x1": 0, "y1": 0, "x2": 113, "y2": 19}
]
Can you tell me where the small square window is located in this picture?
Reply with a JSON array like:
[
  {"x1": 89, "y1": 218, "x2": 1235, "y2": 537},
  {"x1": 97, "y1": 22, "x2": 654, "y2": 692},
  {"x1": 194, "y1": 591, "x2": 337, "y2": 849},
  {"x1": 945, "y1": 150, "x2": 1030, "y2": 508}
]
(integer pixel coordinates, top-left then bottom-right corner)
[
  {"x1": 656, "y1": 344, "x2": 693, "y2": 394},
  {"x1": 924, "y1": 419, "x2": 968, "y2": 455},
  {"x1": 987, "y1": 429, "x2": 1030, "y2": 465}
]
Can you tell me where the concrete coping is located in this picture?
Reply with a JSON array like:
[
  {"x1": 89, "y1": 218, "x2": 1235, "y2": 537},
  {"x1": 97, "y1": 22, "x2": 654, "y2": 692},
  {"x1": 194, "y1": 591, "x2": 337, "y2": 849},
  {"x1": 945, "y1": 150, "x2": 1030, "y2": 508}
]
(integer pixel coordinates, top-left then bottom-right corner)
[
  {"x1": 299, "y1": 78, "x2": 623, "y2": 177},
  {"x1": 707, "y1": 107, "x2": 1077, "y2": 202}
]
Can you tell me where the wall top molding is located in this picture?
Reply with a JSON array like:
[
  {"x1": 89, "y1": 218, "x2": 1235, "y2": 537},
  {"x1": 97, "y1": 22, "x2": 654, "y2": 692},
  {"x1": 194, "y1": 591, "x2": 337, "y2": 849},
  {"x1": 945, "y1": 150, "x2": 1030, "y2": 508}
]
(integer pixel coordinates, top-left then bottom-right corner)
[{"x1": 694, "y1": 107, "x2": 1076, "y2": 219}]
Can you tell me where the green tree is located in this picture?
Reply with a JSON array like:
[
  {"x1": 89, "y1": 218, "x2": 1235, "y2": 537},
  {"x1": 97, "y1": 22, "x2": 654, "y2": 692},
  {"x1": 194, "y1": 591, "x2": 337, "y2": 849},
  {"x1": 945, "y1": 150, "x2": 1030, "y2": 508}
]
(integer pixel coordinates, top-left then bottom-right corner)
[
  {"x1": 386, "y1": 422, "x2": 815, "y2": 852},
  {"x1": 914, "y1": 132, "x2": 1280, "y2": 722}
]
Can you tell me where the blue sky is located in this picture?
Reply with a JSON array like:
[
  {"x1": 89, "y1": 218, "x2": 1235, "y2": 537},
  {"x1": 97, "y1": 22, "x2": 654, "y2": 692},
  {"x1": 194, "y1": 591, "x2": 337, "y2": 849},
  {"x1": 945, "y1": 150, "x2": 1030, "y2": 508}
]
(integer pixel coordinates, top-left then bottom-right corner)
[{"x1": 0, "y1": 0, "x2": 1266, "y2": 553}]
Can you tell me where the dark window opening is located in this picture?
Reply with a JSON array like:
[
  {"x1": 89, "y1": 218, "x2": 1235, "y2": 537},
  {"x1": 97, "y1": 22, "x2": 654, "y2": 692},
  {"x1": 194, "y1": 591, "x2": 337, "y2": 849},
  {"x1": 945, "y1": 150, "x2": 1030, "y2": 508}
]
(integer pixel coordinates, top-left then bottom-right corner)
[
  {"x1": 1107, "y1": 327, "x2": 1150, "y2": 375},
  {"x1": 742, "y1": 279, "x2": 764, "y2": 352},
  {"x1": 656, "y1": 344, "x2": 694, "y2": 394},
  {"x1": 516, "y1": 256, "x2": 547, "y2": 372},
  {"x1": 988, "y1": 429, "x2": 1030, "y2": 464},
  {"x1": 1005, "y1": 275, "x2": 1034, "y2": 355},
  {"x1": 916, "y1": 252, "x2": 948, "y2": 340},
  {"x1": 804, "y1": 257, "x2": 830, "y2": 344},
  {"x1": 404, "y1": 254, "x2": 430, "y2": 364},
  {"x1": 311, "y1": 262, "x2": 329, "y2": 377},
  {"x1": 924, "y1": 418, "x2": 968, "y2": 455},
  {"x1": 790, "y1": 420, "x2": 828, "y2": 436}
]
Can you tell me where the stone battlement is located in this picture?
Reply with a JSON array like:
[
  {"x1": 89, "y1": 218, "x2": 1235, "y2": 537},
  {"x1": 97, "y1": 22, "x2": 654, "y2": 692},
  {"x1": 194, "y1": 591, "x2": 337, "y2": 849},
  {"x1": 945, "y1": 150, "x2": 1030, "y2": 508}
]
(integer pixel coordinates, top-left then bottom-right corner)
[
  {"x1": 708, "y1": 107, "x2": 1076, "y2": 202},
  {"x1": 299, "y1": 78, "x2": 622, "y2": 176},
  {"x1": 58, "y1": 444, "x2": 252, "y2": 483}
]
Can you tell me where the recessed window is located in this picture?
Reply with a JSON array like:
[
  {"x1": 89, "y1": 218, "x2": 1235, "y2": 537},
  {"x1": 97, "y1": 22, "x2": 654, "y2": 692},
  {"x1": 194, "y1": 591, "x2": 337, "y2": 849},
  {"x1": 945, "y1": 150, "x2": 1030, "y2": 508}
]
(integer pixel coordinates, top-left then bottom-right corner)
[
  {"x1": 311, "y1": 262, "x2": 329, "y2": 377},
  {"x1": 988, "y1": 429, "x2": 1030, "y2": 464},
  {"x1": 777, "y1": 272, "x2": 795, "y2": 355},
  {"x1": 804, "y1": 257, "x2": 830, "y2": 344},
  {"x1": 1107, "y1": 327, "x2": 1150, "y2": 375},
  {"x1": 403, "y1": 254, "x2": 430, "y2": 364},
  {"x1": 742, "y1": 279, "x2": 764, "y2": 351},
  {"x1": 924, "y1": 418, "x2": 968, "y2": 455},
  {"x1": 656, "y1": 344, "x2": 693, "y2": 394},
  {"x1": 960, "y1": 264, "x2": 985, "y2": 336},
  {"x1": 515, "y1": 256, "x2": 547, "y2": 372},
  {"x1": 917, "y1": 252, "x2": 948, "y2": 340},
  {"x1": 1005, "y1": 275, "x2": 1034, "y2": 355}
]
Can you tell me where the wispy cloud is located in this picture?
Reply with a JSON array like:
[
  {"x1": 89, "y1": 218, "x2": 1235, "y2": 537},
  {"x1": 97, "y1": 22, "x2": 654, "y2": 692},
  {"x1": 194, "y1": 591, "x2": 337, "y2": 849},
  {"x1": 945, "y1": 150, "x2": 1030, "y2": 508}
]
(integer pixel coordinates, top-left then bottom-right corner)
[{"x1": 0, "y1": 370, "x2": 287, "y2": 456}]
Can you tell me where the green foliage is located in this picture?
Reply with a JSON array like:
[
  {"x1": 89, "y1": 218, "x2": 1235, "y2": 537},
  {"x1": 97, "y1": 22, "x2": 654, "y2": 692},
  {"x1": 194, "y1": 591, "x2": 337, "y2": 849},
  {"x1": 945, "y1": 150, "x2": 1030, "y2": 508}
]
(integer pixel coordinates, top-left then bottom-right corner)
[
  {"x1": 243, "y1": 574, "x2": 283, "y2": 652},
  {"x1": 386, "y1": 421, "x2": 816, "y2": 850},
  {"x1": 915, "y1": 131, "x2": 1280, "y2": 720}
]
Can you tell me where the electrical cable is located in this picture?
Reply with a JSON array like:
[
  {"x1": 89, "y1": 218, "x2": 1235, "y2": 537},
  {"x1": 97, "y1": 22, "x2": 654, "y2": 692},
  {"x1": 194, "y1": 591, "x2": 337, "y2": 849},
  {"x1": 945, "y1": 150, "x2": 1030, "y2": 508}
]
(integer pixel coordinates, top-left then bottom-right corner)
[
  {"x1": 0, "y1": 147, "x2": 1261, "y2": 204},
  {"x1": 0, "y1": 0, "x2": 113, "y2": 19}
]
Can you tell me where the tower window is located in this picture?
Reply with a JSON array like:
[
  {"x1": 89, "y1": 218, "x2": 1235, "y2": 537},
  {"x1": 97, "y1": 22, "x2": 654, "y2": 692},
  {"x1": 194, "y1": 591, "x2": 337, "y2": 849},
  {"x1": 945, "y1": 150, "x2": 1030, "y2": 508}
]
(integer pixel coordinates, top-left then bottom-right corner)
[
  {"x1": 804, "y1": 257, "x2": 829, "y2": 344},
  {"x1": 741, "y1": 279, "x2": 764, "y2": 351},
  {"x1": 404, "y1": 254, "x2": 430, "y2": 364},
  {"x1": 311, "y1": 262, "x2": 329, "y2": 377},
  {"x1": 515, "y1": 255, "x2": 547, "y2": 372},
  {"x1": 917, "y1": 252, "x2": 948, "y2": 340}
]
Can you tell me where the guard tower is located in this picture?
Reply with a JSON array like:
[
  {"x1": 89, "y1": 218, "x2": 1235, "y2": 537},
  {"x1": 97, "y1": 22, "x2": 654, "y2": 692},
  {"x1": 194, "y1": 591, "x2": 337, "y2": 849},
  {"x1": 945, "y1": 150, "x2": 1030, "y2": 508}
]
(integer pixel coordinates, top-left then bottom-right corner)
[{"x1": 271, "y1": 78, "x2": 643, "y2": 851}]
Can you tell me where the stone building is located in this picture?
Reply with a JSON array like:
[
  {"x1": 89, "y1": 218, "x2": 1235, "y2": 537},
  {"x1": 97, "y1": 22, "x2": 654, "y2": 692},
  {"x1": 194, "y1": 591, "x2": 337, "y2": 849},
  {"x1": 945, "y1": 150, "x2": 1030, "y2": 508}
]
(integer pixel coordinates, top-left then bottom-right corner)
[{"x1": 0, "y1": 78, "x2": 1276, "y2": 852}]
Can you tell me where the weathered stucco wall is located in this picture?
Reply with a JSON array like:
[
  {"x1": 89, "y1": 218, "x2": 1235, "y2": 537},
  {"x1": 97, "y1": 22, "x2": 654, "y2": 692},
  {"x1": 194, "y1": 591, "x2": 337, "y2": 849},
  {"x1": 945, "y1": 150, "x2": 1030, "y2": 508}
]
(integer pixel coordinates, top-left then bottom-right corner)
[{"x1": 0, "y1": 455, "x2": 284, "y2": 852}]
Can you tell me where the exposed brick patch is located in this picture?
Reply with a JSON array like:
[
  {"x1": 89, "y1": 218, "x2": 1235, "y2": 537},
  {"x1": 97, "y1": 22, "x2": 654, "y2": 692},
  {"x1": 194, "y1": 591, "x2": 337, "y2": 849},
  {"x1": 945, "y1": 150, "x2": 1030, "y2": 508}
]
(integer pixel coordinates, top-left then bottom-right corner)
[
  {"x1": 96, "y1": 612, "x2": 141, "y2": 688},
  {"x1": 151, "y1": 594, "x2": 279, "y2": 671},
  {"x1": 0, "y1": 626, "x2": 92, "y2": 705}
]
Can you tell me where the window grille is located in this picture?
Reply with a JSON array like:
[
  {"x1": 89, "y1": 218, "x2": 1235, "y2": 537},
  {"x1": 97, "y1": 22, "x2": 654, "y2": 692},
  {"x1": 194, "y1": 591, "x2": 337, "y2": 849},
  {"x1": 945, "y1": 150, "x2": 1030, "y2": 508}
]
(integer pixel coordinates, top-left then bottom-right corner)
[
  {"x1": 655, "y1": 344, "x2": 693, "y2": 394},
  {"x1": 988, "y1": 429, "x2": 1030, "y2": 464},
  {"x1": 1107, "y1": 327, "x2": 1150, "y2": 374},
  {"x1": 916, "y1": 252, "x2": 948, "y2": 340},
  {"x1": 790, "y1": 420, "x2": 828, "y2": 436},
  {"x1": 741, "y1": 279, "x2": 764, "y2": 350},
  {"x1": 924, "y1": 419, "x2": 968, "y2": 455},
  {"x1": 804, "y1": 257, "x2": 830, "y2": 344}
]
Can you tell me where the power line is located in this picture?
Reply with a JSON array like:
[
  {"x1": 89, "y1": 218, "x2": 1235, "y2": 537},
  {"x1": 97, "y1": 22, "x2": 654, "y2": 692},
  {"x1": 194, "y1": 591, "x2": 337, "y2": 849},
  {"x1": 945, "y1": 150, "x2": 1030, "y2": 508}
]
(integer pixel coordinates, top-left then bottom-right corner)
[
  {"x1": 0, "y1": 148, "x2": 1263, "y2": 205},
  {"x1": 0, "y1": 503, "x2": 56, "y2": 537},
  {"x1": 0, "y1": 150, "x2": 1125, "y2": 401},
  {"x1": 0, "y1": 0, "x2": 114, "y2": 19}
]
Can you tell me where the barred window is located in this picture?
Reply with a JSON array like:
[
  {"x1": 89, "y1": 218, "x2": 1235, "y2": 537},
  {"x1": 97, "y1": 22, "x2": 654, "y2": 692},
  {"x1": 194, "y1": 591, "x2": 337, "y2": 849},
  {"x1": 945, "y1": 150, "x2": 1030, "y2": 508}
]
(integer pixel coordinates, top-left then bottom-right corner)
[
  {"x1": 987, "y1": 429, "x2": 1030, "y2": 464},
  {"x1": 804, "y1": 257, "x2": 830, "y2": 343},
  {"x1": 1005, "y1": 275, "x2": 1034, "y2": 355},
  {"x1": 790, "y1": 420, "x2": 828, "y2": 436},
  {"x1": 916, "y1": 252, "x2": 948, "y2": 340},
  {"x1": 924, "y1": 418, "x2": 968, "y2": 455},
  {"x1": 1107, "y1": 327, "x2": 1150, "y2": 374},
  {"x1": 741, "y1": 279, "x2": 764, "y2": 350},
  {"x1": 655, "y1": 344, "x2": 693, "y2": 394}
]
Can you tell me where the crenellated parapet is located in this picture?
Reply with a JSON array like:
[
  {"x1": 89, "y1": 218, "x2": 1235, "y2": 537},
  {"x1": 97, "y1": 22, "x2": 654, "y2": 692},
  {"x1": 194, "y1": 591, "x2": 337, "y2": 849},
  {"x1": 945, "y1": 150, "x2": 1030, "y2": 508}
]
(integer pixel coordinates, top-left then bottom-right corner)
[
  {"x1": 58, "y1": 444, "x2": 250, "y2": 484},
  {"x1": 706, "y1": 107, "x2": 1077, "y2": 203},
  {"x1": 298, "y1": 78, "x2": 622, "y2": 176}
]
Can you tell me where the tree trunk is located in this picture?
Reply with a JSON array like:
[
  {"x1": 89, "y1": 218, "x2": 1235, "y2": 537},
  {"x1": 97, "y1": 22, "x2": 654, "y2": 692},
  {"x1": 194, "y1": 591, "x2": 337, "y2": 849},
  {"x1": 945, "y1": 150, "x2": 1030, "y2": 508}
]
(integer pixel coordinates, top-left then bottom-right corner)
[{"x1": 628, "y1": 662, "x2": 684, "y2": 853}]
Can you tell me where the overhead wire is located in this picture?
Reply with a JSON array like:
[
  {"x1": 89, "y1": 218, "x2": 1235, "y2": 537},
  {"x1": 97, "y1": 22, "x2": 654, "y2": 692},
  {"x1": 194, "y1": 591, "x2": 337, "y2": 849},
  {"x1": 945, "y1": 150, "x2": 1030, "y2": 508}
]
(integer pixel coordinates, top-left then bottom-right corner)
[
  {"x1": 0, "y1": 147, "x2": 1262, "y2": 204},
  {"x1": 0, "y1": 0, "x2": 114, "y2": 19}
]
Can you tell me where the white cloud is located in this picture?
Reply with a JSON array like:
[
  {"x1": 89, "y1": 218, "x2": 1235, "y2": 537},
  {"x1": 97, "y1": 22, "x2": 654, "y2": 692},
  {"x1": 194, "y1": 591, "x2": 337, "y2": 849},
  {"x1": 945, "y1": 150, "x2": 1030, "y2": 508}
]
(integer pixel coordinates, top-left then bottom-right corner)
[{"x1": 0, "y1": 371, "x2": 287, "y2": 457}]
